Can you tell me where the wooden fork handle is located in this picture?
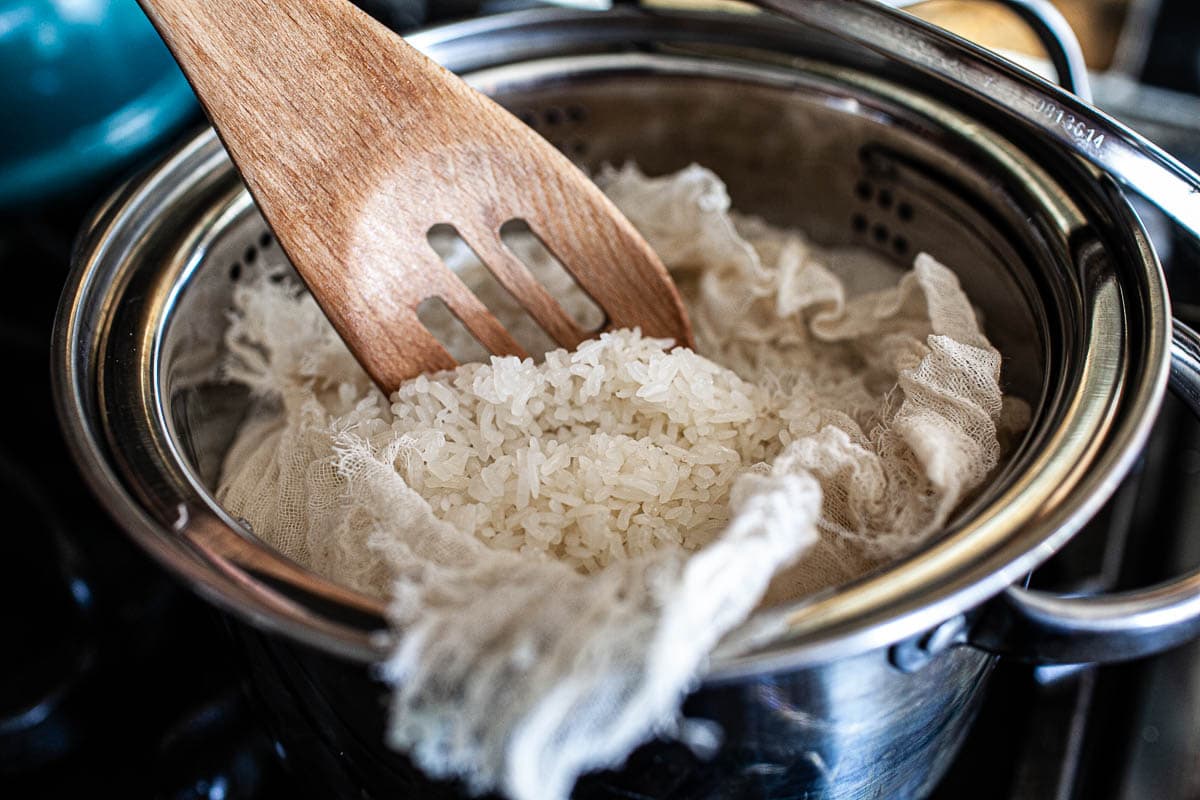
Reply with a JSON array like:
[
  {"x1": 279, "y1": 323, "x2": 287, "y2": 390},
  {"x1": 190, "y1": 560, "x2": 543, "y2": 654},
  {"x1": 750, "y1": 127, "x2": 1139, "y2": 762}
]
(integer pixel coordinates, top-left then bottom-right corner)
[{"x1": 139, "y1": 0, "x2": 693, "y2": 392}]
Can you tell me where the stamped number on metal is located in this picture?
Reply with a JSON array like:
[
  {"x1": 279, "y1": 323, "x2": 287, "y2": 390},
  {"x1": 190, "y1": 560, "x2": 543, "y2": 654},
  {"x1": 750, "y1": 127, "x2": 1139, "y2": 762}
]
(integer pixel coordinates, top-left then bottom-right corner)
[{"x1": 1037, "y1": 99, "x2": 1106, "y2": 150}]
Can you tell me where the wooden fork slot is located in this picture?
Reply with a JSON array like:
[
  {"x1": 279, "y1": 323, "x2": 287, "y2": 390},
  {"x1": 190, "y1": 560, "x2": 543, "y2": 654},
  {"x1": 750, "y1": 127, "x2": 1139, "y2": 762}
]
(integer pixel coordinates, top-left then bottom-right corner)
[
  {"x1": 426, "y1": 223, "x2": 560, "y2": 357},
  {"x1": 415, "y1": 296, "x2": 489, "y2": 364},
  {"x1": 446, "y1": 223, "x2": 586, "y2": 352},
  {"x1": 429, "y1": 278, "x2": 529, "y2": 363},
  {"x1": 426, "y1": 222, "x2": 587, "y2": 357},
  {"x1": 498, "y1": 219, "x2": 607, "y2": 334}
]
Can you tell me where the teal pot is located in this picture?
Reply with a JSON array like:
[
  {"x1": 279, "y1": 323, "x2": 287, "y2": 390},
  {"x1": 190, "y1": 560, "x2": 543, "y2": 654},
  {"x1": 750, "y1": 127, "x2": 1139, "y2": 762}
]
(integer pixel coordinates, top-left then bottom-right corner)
[{"x1": 0, "y1": 0, "x2": 196, "y2": 207}]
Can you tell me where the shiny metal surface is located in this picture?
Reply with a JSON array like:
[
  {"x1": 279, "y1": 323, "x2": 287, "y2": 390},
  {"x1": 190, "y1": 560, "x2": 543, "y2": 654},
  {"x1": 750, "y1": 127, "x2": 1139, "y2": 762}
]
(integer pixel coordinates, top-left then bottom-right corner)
[
  {"x1": 232, "y1": 619, "x2": 995, "y2": 800},
  {"x1": 50, "y1": 7, "x2": 1195, "y2": 799},
  {"x1": 1169, "y1": 317, "x2": 1200, "y2": 416},
  {"x1": 760, "y1": 0, "x2": 1200, "y2": 251},
  {"x1": 966, "y1": 320, "x2": 1200, "y2": 664},
  {"x1": 746, "y1": 0, "x2": 1200, "y2": 670}
]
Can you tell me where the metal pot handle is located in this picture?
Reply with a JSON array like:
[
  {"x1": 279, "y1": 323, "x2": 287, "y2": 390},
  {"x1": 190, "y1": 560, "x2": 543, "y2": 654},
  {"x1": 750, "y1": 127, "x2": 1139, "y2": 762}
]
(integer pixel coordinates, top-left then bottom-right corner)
[
  {"x1": 755, "y1": 0, "x2": 1200, "y2": 249},
  {"x1": 964, "y1": 321, "x2": 1200, "y2": 663}
]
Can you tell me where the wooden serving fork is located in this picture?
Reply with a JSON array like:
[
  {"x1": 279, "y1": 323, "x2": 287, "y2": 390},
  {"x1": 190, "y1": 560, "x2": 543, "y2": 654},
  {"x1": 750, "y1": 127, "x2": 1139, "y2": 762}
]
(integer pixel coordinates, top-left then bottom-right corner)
[{"x1": 138, "y1": 0, "x2": 694, "y2": 393}]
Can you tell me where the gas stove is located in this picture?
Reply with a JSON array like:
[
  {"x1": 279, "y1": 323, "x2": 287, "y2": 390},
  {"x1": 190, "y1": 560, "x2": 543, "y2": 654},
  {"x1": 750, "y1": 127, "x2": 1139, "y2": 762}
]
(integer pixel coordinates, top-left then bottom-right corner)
[{"x1": 3, "y1": 2, "x2": 1200, "y2": 799}]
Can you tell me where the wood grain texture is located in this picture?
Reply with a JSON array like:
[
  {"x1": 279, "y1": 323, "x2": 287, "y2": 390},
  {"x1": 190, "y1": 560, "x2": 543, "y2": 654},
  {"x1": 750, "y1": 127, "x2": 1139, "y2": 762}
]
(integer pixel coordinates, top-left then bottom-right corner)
[{"x1": 138, "y1": 0, "x2": 694, "y2": 393}]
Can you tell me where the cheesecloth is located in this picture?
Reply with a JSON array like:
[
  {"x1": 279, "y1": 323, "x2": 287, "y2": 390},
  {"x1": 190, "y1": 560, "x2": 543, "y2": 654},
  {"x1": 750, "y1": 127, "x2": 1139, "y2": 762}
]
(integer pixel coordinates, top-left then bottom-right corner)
[{"x1": 217, "y1": 164, "x2": 1027, "y2": 799}]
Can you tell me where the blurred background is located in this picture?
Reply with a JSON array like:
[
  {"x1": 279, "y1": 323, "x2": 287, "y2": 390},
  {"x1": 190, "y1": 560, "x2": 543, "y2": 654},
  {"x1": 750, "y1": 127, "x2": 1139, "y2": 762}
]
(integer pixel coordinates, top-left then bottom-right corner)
[
  {"x1": 4, "y1": 1, "x2": 1200, "y2": 799},
  {"x1": 0, "y1": 0, "x2": 1177, "y2": 213},
  {"x1": 913, "y1": 0, "x2": 1130, "y2": 68}
]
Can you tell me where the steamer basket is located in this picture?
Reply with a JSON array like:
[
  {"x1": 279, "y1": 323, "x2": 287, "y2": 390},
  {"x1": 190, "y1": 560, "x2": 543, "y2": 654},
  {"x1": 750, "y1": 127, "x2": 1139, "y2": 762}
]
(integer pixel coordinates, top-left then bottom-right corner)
[{"x1": 55, "y1": 6, "x2": 1200, "y2": 800}]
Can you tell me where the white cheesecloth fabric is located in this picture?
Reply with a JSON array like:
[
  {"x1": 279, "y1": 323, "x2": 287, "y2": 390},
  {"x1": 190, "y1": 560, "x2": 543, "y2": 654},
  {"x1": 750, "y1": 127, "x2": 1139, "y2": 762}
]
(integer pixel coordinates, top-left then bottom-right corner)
[{"x1": 216, "y1": 164, "x2": 1027, "y2": 799}]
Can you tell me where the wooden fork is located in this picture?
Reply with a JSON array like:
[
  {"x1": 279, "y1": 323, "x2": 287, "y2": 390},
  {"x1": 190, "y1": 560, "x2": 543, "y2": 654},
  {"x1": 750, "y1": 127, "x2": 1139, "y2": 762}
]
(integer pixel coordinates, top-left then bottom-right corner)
[{"x1": 138, "y1": 0, "x2": 694, "y2": 393}]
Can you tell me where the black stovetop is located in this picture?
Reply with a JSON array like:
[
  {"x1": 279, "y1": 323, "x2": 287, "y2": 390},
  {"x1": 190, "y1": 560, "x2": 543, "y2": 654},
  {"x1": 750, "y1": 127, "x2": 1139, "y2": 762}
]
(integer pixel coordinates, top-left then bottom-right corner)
[
  {"x1": 5, "y1": 4, "x2": 1200, "y2": 799},
  {"x1": 0, "y1": 170, "x2": 291, "y2": 799}
]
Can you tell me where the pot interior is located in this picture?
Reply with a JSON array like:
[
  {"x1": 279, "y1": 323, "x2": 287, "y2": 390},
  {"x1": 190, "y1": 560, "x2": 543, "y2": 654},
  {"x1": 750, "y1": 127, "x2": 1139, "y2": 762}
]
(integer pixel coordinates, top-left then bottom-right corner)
[
  {"x1": 115, "y1": 32, "x2": 1152, "y2": 663},
  {"x1": 165, "y1": 54, "x2": 1064, "y2": 486}
]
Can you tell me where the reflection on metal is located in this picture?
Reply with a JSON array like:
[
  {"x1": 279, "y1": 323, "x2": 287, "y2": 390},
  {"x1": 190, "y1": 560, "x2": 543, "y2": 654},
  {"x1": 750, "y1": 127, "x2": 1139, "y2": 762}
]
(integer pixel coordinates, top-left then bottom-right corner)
[
  {"x1": 890, "y1": 615, "x2": 970, "y2": 673},
  {"x1": 966, "y1": 320, "x2": 1200, "y2": 665},
  {"x1": 757, "y1": 0, "x2": 1200, "y2": 245}
]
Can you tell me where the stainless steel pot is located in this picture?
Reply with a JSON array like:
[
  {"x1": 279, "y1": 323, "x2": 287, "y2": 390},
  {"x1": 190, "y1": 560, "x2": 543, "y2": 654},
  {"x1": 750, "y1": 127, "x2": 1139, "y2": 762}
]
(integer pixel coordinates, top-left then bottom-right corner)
[{"x1": 53, "y1": 3, "x2": 1200, "y2": 798}]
